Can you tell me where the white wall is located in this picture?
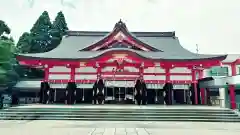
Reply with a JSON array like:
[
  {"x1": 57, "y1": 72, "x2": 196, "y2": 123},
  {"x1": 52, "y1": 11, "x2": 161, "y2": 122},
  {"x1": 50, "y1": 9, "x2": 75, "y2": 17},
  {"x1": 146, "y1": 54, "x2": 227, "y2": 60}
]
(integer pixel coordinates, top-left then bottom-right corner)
[
  {"x1": 49, "y1": 66, "x2": 70, "y2": 72},
  {"x1": 75, "y1": 67, "x2": 96, "y2": 73},
  {"x1": 144, "y1": 67, "x2": 165, "y2": 73},
  {"x1": 236, "y1": 65, "x2": 240, "y2": 75},
  {"x1": 170, "y1": 67, "x2": 191, "y2": 73},
  {"x1": 169, "y1": 67, "x2": 192, "y2": 81},
  {"x1": 170, "y1": 75, "x2": 192, "y2": 81},
  {"x1": 49, "y1": 74, "x2": 71, "y2": 80},
  {"x1": 143, "y1": 75, "x2": 166, "y2": 80},
  {"x1": 75, "y1": 75, "x2": 97, "y2": 80}
]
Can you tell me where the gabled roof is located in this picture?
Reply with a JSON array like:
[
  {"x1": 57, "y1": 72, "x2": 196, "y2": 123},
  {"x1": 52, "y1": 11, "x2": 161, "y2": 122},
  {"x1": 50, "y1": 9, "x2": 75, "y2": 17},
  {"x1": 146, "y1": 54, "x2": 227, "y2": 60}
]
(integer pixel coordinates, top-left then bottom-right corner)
[
  {"x1": 16, "y1": 20, "x2": 227, "y2": 61},
  {"x1": 80, "y1": 20, "x2": 160, "y2": 51}
]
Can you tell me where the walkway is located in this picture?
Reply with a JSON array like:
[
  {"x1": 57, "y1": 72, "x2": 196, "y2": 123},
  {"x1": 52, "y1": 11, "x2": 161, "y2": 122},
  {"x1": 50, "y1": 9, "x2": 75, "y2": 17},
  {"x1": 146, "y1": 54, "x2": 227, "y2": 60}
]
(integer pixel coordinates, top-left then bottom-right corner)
[{"x1": 0, "y1": 120, "x2": 240, "y2": 135}]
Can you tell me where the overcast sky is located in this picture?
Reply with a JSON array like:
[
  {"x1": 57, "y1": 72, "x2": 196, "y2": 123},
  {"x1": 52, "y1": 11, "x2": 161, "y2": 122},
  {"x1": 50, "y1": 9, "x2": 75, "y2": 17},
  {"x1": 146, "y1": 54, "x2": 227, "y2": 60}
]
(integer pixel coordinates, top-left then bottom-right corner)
[{"x1": 0, "y1": 0, "x2": 239, "y2": 54}]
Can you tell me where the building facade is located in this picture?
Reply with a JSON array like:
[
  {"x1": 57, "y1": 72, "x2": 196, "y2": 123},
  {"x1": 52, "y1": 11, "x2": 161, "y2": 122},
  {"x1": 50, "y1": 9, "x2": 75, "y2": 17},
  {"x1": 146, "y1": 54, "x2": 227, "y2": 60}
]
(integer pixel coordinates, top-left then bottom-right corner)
[{"x1": 15, "y1": 21, "x2": 240, "y2": 109}]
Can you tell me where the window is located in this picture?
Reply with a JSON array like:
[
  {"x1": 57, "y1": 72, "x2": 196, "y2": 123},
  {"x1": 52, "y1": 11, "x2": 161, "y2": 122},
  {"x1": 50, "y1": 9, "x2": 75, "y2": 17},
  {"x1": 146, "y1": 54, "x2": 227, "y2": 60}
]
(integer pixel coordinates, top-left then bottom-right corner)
[
  {"x1": 209, "y1": 67, "x2": 228, "y2": 76},
  {"x1": 238, "y1": 67, "x2": 240, "y2": 75}
]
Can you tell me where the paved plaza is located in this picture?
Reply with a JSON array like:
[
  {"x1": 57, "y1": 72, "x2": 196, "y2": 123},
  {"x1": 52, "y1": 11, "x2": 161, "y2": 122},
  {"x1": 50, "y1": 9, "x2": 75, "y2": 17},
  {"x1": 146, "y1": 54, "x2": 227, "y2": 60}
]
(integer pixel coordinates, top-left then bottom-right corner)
[{"x1": 0, "y1": 120, "x2": 240, "y2": 135}]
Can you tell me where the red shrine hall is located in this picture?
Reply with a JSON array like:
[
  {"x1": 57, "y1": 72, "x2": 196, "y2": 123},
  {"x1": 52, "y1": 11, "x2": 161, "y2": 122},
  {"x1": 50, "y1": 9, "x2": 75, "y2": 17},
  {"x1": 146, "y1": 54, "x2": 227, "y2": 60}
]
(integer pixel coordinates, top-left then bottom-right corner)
[{"x1": 16, "y1": 20, "x2": 227, "y2": 105}]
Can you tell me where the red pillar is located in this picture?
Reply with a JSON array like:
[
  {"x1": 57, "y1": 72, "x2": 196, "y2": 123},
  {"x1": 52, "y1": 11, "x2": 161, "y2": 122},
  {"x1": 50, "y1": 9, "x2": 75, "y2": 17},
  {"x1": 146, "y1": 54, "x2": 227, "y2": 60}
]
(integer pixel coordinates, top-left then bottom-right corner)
[
  {"x1": 192, "y1": 70, "x2": 198, "y2": 104},
  {"x1": 70, "y1": 66, "x2": 76, "y2": 82},
  {"x1": 44, "y1": 67, "x2": 49, "y2": 81},
  {"x1": 199, "y1": 70, "x2": 205, "y2": 104},
  {"x1": 229, "y1": 85, "x2": 237, "y2": 109},
  {"x1": 97, "y1": 67, "x2": 102, "y2": 80},
  {"x1": 229, "y1": 63, "x2": 237, "y2": 109},
  {"x1": 139, "y1": 67, "x2": 144, "y2": 80},
  {"x1": 165, "y1": 68, "x2": 170, "y2": 83}
]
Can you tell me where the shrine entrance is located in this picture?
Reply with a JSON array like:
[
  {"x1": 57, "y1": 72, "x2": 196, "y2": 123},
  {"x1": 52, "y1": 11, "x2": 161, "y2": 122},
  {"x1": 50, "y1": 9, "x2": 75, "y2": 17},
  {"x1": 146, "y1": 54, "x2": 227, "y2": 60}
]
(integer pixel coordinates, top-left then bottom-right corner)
[{"x1": 104, "y1": 81, "x2": 135, "y2": 104}]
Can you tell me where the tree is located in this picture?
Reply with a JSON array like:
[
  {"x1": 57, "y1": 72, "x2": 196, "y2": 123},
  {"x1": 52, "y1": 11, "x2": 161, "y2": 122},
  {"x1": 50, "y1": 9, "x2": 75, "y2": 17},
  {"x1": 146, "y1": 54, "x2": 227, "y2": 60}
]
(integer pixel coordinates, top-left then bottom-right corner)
[
  {"x1": 52, "y1": 11, "x2": 68, "y2": 36},
  {"x1": 0, "y1": 20, "x2": 19, "y2": 89},
  {"x1": 0, "y1": 40, "x2": 19, "y2": 88},
  {"x1": 50, "y1": 11, "x2": 68, "y2": 50},
  {"x1": 16, "y1": 32, "x2": 32, "y2": 53},
  {"x1": 0, "y1": 20, "x2": 10, "y2": 36},
  {"x1": 30, "y1": 11, "x2": 53, "y2": 53}
]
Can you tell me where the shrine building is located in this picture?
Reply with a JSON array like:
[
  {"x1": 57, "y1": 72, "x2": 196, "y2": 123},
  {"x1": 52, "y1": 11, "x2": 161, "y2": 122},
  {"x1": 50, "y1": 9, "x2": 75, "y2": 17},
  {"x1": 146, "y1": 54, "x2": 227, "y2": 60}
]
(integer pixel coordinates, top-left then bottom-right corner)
[{"x1": 15, "y1": 20, "x2": 240, "y2": 109}]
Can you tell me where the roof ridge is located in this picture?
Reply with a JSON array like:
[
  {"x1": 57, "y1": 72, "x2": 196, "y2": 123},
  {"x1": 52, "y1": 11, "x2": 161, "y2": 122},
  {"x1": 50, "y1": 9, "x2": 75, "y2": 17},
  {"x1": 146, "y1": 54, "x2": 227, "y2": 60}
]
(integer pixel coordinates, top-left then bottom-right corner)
[{"x1": 66, "y1": 30, "x2": 175, "y2": 37}]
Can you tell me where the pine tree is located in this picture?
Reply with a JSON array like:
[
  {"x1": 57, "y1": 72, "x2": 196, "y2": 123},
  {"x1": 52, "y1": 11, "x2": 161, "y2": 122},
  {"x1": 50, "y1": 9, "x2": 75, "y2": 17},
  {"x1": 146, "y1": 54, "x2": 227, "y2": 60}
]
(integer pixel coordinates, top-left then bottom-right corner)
[
  {"x1": 30, "y1": 11, "x2": 53, "y2": 53},
  {"x1": 52, "y1": 11, "x2": 68, "y2": 36},
  {"x1": 50, "y1": 11, "x2": 69, "y2": 50},
  {"x1": 16, "y1": 32, "x2": 32, "y2": 53}
]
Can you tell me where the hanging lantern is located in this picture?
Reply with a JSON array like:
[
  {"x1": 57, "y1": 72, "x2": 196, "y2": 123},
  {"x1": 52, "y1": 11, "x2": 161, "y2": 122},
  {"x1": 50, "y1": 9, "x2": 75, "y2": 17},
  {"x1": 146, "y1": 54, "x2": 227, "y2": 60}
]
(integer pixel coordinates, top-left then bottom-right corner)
[
  {"x1": 96, "y1": 62, "x2": 100, "y2": 68},
  {"x1": 44, "y1": 64, "x2": 48, "y2": 68}
]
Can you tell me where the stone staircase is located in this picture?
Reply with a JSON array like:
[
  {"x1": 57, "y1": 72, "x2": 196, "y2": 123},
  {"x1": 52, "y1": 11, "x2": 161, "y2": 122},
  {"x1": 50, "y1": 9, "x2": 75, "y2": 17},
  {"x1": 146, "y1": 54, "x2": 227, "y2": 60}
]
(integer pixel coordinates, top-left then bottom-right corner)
[{"x1": 0, "y1": 105, "x2": 240, "y2": 122}]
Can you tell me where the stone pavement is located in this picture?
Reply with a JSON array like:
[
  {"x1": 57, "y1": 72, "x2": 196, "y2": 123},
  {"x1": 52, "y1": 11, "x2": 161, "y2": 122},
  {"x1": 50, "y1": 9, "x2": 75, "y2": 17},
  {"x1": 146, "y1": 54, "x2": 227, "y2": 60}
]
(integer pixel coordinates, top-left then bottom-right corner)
[{"x1": 0, "y1": 120, "x2": 240, "y2": 135}]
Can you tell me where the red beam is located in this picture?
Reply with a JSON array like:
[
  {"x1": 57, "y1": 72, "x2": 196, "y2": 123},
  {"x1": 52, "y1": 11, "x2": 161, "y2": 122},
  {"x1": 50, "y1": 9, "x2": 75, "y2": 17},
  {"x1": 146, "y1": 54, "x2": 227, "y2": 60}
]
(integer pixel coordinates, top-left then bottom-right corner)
[
  {"x1": 48, "y1": 71, "x2": 192, "y2": 76},
  {"x1": 46, "y1": 79, "x2": 192, "y2": 84},
  {"x1": 171, "y1": 80, "x2": 192, "y2": 84},
  {"x1": 103, "y1": 77, "x2": 138, "y2": 81},
  {"x1": 98, "y1": 61, "x2": 142, "y2": 68},
  {"x1": 17, "y1": 50, "x2": 224, "y2": 69}
]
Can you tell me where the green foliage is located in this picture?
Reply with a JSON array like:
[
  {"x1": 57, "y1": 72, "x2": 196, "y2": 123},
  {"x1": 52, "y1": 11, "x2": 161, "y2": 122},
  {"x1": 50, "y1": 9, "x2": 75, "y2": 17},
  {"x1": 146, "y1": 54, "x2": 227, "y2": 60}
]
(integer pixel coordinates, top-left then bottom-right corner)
[
  {"x1": 0, "y1": 40, "x2": 19, "y2": 88},
  {"x1": 0, "y1": 20, "x2": 10, "y2": 36},
  {"x1": 0, "y1": 20, "x2": 19, "y2": 88},
  {"x1": 15, "y1": 65, "x2": 44, "y2": 79},
  {"x1": 50, "y1": 11, "x2": 69, "y2": 50},
  {"x1": 16, "y1": 32, "x2": 32, "y2": 53},
  {"x1": 30, "y1": 11, "x2": 53, "y2": 53},
  {"x1": 52, "y1": 11, "x2": 68, "y2": 36},
  {"x1": 17, "y1": 11, "x2": 69, "y2": 53},
  {"x1": 15, "y1": 11, "x2": 69, "y2": 81}
]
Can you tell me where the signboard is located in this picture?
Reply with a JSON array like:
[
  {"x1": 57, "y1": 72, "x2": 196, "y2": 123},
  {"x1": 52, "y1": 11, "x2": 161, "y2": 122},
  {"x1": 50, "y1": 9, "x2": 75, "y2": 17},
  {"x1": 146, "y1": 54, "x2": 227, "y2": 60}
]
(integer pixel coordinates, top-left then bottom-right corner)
[
  {"x1": 105, "y1": 81, "x2": 135, "y2": 87},
  {"x1": 1, "y1": 94, "x2": 12, "y2": 108}
]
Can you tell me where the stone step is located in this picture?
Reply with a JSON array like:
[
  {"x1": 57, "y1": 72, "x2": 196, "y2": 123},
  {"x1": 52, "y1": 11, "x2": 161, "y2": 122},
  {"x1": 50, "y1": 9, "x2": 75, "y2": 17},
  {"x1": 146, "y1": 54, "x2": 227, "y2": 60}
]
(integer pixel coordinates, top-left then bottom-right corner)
[
  {"x1": 1, "y1": 114, "x2": 239, "y2": 119},
  {"x1": 0, "y1": 112, "x2": 237, "y2": 116},
  {"x1": 0, "y1": 113, "x2": 238, "y2": 119},
  {"x1": 1, "y1": 116, "x2": 240, "y2": 122},
  {"x1": 1, "y1": 108, "x2": 233, "y2": 113},
  {"x1": 1, "y1": 105, "x2": 239, "y2": 122}
]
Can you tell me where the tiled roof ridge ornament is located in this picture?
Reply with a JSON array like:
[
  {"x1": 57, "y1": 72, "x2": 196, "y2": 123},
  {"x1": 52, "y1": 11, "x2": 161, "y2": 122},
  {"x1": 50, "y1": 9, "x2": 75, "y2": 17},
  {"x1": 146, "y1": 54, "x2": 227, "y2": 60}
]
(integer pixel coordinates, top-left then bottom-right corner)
[{"x1": 114, "y1": 19, "x2": 127, "y2": 30}]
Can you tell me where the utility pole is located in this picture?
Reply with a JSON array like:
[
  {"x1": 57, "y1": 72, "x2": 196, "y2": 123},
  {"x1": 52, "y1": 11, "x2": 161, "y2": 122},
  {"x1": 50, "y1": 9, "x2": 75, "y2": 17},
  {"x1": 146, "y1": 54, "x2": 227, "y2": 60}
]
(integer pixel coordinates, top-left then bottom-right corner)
[{"x1": 196, "y1": 44, "x2": 199, "y2": 54}]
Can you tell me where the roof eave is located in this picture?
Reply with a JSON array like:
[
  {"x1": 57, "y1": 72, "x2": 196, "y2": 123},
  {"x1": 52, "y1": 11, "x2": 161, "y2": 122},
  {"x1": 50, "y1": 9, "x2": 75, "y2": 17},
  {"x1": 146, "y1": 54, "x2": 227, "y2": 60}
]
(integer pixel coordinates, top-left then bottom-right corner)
[{"x1": 16, "y1": 53, "x2": 227, "y2": 62}]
